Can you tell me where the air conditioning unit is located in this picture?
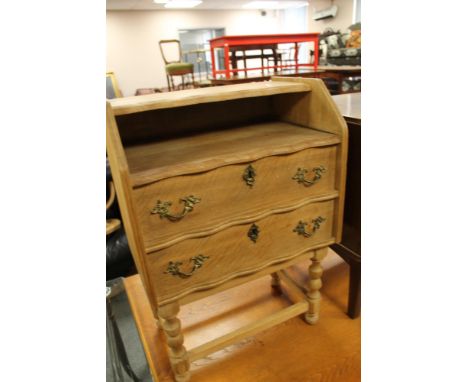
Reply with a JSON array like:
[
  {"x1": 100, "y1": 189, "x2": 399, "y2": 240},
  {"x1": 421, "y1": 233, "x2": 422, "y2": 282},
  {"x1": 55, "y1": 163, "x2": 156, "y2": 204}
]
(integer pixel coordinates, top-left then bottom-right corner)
[{"x1": 312, "y1": 5, "x2": 338, "y2": 21}]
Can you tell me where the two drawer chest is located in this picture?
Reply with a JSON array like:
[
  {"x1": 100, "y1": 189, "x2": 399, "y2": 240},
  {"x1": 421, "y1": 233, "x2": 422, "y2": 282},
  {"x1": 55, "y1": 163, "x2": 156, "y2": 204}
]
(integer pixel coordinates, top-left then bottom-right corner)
[{"x1": 107, "y1": 77, "x2": 348, "y2": 382}]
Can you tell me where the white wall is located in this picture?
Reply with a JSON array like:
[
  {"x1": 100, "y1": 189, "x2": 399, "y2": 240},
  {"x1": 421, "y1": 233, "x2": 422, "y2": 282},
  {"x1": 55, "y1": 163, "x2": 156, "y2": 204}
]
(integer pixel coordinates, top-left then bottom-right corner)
[
  {"x1": 107, "y1": 9, "x2": 288, "y2": 96},
  {"x1": 308, "y1": 0, "x2": 354, "y2": 33}
]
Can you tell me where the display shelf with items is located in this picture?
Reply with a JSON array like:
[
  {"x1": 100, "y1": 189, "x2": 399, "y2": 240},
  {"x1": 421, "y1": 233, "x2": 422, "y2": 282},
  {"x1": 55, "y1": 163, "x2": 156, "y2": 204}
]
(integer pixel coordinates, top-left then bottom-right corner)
[{"x1": 107, "y1": 77, "x2": 348, "y2": 382}]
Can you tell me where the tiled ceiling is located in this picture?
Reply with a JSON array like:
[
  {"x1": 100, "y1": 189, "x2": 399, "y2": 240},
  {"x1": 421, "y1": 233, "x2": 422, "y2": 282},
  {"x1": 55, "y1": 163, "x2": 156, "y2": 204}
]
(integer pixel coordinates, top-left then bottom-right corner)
[{"x1": 107, "y1": 0, "x2": 310, "y2": 11}]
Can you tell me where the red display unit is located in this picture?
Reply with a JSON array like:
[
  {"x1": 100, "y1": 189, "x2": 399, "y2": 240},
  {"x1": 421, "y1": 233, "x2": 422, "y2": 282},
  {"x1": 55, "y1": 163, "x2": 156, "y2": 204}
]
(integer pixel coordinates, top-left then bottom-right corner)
[{"x1": 209, "y1": 33, "x2": 320, "y2": 79}]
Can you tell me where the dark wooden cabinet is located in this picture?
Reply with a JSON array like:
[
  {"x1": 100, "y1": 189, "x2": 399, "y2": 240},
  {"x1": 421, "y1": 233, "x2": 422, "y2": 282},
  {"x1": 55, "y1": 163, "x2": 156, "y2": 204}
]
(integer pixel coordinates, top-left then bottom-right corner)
[{"x1": 331, "y1": 93, "x2": 361, "y2": 318}]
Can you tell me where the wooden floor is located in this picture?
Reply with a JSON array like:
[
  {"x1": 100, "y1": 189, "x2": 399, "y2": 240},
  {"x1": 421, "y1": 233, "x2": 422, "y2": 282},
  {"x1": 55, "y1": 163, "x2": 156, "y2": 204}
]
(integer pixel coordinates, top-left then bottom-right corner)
[{"x1": 125, "y1": 249, "x2": 361, "y2": 382}]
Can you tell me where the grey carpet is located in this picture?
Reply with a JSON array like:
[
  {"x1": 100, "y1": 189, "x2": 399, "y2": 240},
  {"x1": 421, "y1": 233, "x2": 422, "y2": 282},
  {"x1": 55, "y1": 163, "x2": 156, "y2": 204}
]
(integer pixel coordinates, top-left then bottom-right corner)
[{"x1": 106, "y1": 289, "x2": 153, "y2": 382}]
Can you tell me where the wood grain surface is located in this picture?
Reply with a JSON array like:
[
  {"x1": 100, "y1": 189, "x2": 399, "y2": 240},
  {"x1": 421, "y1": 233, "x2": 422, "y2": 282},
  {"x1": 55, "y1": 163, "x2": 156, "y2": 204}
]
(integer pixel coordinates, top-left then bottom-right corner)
[
  {"x1": 147, "y1": 200, "x2": 335, "y2": 304},
  {"x1": 108, "y1": 79, "x2": 350, "y2": 381},
  {"x1": 272, "y1": 77, "x2": 348, "y2": 242},
  {"x1": 125, "y1": 121, "x2": 339, "y2": 186},
  {"x1": 133, "y1": 145, "x2": 338, "y2": 251},
  {"x1": 107, "y1": 102, "x2": 160, "y2": 317},
  {"x1": 124, "y1": 249, "x2": 361, "y2": 382},
  {"x1": 109, "y1": 81, "x2": 310, "y2": 116}
]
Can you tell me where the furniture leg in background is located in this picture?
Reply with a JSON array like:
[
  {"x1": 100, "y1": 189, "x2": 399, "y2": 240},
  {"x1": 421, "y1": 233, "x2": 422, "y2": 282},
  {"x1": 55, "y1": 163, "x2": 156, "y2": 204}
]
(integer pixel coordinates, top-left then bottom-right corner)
[
  {"x1": 330, "y1": 244, "x2": 360, "y2": 318},
  {"x1": 331, "y1": 94, "x2": 361, "y2": 318}
]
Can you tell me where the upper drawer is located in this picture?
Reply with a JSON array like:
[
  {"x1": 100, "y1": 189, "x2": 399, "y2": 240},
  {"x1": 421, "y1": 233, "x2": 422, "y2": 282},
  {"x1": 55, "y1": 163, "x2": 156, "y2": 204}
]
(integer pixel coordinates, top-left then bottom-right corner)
[{"x1": 133, "y1": 145, "x2": 337, "y2": 252}]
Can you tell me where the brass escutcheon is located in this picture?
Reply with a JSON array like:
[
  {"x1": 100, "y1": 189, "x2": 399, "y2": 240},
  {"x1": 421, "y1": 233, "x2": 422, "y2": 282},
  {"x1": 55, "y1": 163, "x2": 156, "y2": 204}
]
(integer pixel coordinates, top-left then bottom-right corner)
[
  {"x1": 243, "y1": 164, "x2": 256, "y2": 187},
  {"x1": 151, "y1": 195, "x2": 201, "y2": 221},
  {"x1": 247, "y1": 223, "x2": 260, "y2": 243},
  {"x1": 164, "y1": 254, "x2": 209, "y2": 279},
  {"x1": 292, "y1": 166, "x2": 326, "y2": 187},
  {"x1": 293, "y1": 216, "x2": 326, "y2": 238}
]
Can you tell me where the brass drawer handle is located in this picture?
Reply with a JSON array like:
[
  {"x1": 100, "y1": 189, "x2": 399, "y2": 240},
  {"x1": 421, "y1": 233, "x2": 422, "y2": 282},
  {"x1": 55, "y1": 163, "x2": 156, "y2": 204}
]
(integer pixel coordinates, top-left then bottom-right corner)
[
  {"x1": 247, "y1": 223, "x2": 260, "y2": 243},
  {"x1": 292, "y1": 166, "x2": 326, "y2": 187},
  {"x1": 243, "y1": 164, "x2": 256, "y2": 187},
  {"x1": 164, "y1": 254, "x2": 209, "y2": 279},
  {"x1": 293, "y1": 216, "x2": 326, "y2": 238},
  {"x1": 151, "y1": 195, "x2": 201, "y2": 221}
]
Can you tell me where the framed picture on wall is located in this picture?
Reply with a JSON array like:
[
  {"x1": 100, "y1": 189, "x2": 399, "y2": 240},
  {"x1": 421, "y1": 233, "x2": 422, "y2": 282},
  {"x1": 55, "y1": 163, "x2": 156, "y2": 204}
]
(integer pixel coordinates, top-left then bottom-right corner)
[{"x1": 106, "y1": 71, "x2": 122, "y2": 99}]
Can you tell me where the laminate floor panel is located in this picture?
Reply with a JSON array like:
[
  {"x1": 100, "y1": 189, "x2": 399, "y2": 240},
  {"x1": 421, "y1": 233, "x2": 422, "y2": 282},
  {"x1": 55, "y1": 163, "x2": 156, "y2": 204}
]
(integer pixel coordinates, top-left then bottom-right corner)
[{"x1": 124, "y1": 249, "x2": 360, "y2": 382}]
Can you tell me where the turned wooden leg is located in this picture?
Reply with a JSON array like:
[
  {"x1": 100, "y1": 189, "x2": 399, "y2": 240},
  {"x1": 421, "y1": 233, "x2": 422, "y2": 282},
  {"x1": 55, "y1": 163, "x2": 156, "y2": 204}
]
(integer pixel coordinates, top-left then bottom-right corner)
[
  {"x1": 305, "y1": 248, "x2": 327, "y2": 325},
  {"x1": 270, "y1": 272, "x2": 282, "y2": 295},
  {"x1": 158, "y1": 302, "x2": 190, "y2": 382}
]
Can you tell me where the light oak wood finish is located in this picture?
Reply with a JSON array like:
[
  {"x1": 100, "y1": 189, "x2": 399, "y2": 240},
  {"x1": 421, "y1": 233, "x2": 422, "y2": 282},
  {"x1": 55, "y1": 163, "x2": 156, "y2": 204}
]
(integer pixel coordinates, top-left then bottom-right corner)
[
  {"x1": 109, "y1": 81, "x2": 310, "y2": 116},
  {"x1": 276, "y1": 269, "x2": 308, "y2": 303},
  {"x1": 158, "y1": 302, "x2": 190, "y2": 382},
  {"x1": 106, "y1": 103, "x2": 160, "y2": 319},
  {"x1": 123, "y1": 250, "x2": 360, "y2": 382},
  {"x1": 188, "y1": 301, "x2": 308, "y2": 362},
  {"x1": 107, "y1": 78, "x2": 348, "y2": 381},
  {"x1": 148, "y1": 200, "x2": 335, "y2": 305},
  {"x1": 126, "y1": 121, "x2": 338, "y2": 186},
  {"x1": 305, "y1": 247, "x2": 327, "y2": 324},
  {"x1": 272, "y1": 76, "x2": 348, "y2": 242},
  {"x1": 134, "y1": 144, "x2": 338, "y2": 251}
]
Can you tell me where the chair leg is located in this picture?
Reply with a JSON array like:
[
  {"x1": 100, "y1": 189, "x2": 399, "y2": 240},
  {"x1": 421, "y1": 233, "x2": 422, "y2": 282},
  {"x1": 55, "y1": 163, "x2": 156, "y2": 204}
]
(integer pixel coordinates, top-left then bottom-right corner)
[
  {"x1": 191, "y1": 72, "x2": 195, "y2": 88},
  {"x1": 166, "y1": 74, "x2": 172, "y2": 92}
]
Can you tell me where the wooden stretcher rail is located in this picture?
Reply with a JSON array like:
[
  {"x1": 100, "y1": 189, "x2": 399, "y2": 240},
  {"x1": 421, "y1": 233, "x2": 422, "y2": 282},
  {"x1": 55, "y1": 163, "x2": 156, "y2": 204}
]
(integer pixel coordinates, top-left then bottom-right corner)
[{"x1": 188, "y1": 301, "x2": 308, "y2": 362}]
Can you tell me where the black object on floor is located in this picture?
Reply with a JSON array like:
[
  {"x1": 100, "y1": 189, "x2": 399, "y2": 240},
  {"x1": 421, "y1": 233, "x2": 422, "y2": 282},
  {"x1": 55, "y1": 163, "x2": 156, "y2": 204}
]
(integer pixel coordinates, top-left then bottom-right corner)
[{"x1": 106, "y1": 278, "x2": 153, "y2": 382}]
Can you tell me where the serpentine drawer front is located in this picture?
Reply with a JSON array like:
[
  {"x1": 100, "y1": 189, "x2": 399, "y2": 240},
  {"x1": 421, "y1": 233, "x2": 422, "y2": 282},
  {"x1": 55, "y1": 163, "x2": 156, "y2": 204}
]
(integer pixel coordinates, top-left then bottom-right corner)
[
  {"x1": 107, "y1": 78, "x2": 348, "y2": 382},
  {"x1": 134, "y1": 146, "x2": 338, "y2": 252},
  {"x1": 147, "y1": 199, "x2": 335, "y2": 304}
]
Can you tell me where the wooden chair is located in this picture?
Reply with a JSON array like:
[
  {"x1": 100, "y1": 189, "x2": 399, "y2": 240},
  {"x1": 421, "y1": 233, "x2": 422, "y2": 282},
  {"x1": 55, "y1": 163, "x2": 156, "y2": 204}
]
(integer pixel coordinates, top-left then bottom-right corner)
[{"x1": 159, "y1": 39, "x2": 195, "y2": 91}]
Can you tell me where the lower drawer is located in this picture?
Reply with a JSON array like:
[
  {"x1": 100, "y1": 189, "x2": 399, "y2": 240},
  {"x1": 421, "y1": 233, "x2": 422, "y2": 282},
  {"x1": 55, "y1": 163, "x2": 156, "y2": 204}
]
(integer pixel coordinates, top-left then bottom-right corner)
[{"x1": 147, "y1": 199, "x2": 335, "y2": 304}]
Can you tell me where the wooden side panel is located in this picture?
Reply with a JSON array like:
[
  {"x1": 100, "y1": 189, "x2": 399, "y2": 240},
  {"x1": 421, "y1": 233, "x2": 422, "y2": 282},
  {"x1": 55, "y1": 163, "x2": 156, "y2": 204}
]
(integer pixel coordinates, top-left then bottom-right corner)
[
  {"x1": 106, "y1": 102, "x2": 159, "y2": 315},
  {"x1": 272, "y1": 77, "x2": 348, "y2": 242}
]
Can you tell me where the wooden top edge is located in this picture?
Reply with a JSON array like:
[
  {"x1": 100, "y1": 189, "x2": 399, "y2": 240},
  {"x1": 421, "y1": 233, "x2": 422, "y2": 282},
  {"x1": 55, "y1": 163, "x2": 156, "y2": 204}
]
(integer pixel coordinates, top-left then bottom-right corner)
[{"x1": 109, "y1": 81, "x2": 310, "y2": 116}]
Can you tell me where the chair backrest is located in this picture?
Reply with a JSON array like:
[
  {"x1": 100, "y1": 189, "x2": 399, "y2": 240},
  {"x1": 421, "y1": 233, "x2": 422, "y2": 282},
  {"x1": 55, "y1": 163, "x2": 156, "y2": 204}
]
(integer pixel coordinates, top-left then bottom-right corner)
[
  {"x1": 159, "y1": 39, "x2": 183, "y2": 64},
  {"x1": 106, "y1": 71, "x2": 122, "y2": 99}
]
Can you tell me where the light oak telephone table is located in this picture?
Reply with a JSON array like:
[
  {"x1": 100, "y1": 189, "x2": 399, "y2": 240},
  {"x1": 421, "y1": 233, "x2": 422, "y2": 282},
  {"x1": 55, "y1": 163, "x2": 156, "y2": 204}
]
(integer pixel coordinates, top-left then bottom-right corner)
[{"x1": 107, "y1": 77, "x2": 348, "y2": 382}]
